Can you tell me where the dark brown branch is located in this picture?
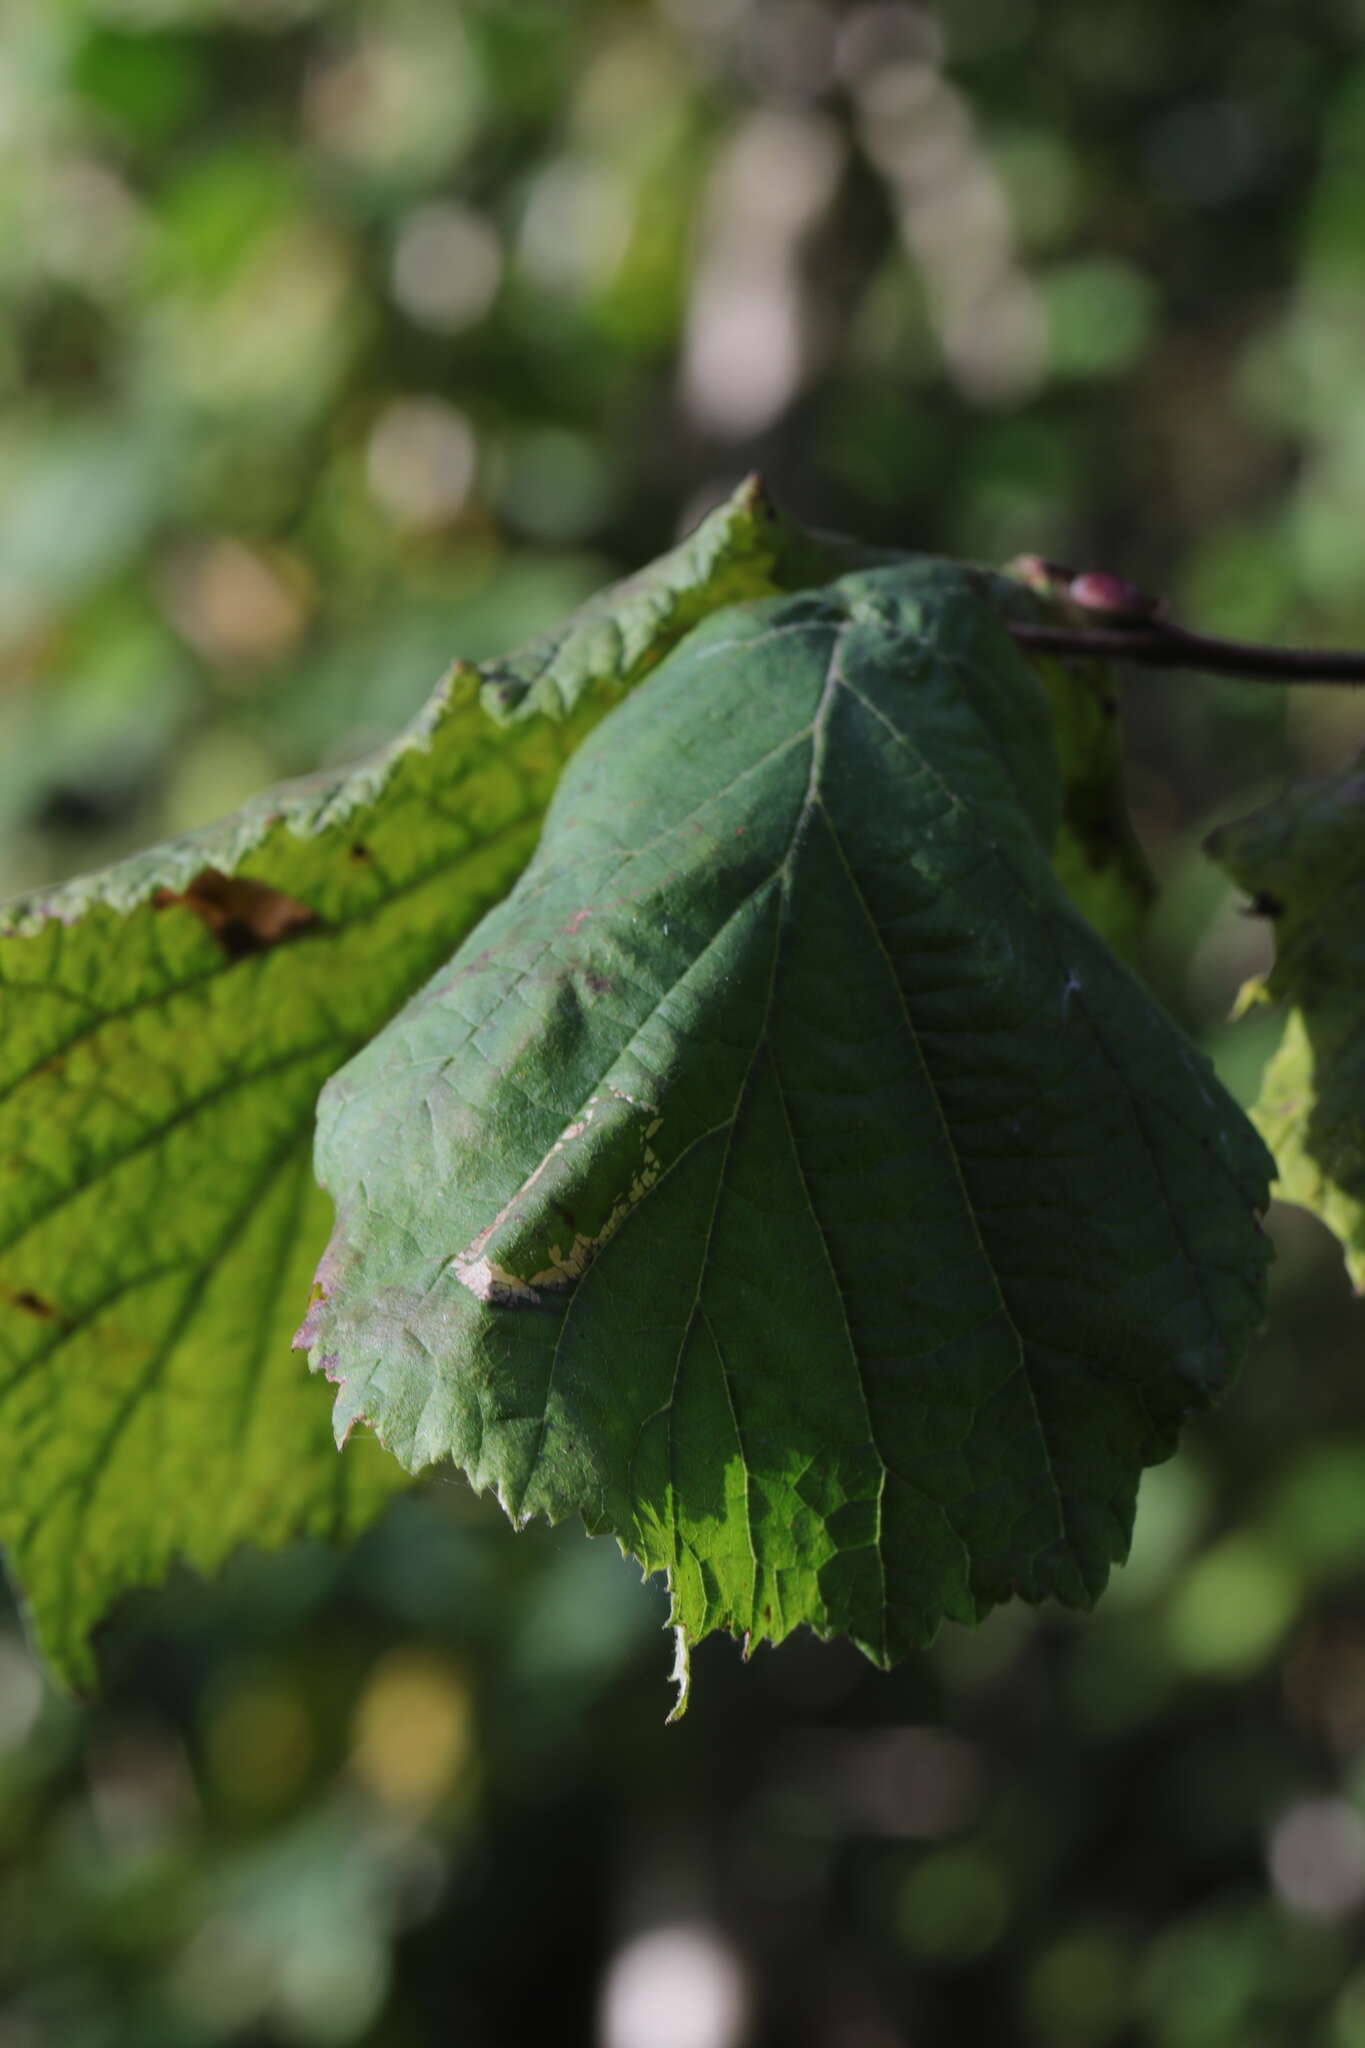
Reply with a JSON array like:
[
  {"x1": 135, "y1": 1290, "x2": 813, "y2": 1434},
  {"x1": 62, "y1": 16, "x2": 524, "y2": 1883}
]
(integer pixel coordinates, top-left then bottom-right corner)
[{"x1": 1009, "y1": 619, "x2": 1365, "y2": 686}]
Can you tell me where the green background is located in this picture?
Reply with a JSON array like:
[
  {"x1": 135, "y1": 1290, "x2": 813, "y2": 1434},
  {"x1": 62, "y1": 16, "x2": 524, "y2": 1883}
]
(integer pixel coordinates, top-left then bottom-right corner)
[{"x1": 3, "y1": 1, "x2": 1365, "y2": 2042}]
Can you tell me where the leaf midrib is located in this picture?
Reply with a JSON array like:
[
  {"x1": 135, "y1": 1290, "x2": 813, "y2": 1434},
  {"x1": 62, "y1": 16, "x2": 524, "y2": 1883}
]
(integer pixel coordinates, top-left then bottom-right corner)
[{"x1": 517, "y1": 610, "x2": 1072, "y2": 1623}]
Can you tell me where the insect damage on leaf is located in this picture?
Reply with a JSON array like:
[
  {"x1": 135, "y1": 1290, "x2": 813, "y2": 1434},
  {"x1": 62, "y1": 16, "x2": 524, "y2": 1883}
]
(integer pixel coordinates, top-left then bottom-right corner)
[
  {"x1": 153, "y1": 867, "x2": 318, "y2": 959},
  {"x1": 452, "y1": 1088, "x2": 663, "y2": 1306},
  {"x1": 7, "y1": 1290, "x2": 59, "y2": 1320}
]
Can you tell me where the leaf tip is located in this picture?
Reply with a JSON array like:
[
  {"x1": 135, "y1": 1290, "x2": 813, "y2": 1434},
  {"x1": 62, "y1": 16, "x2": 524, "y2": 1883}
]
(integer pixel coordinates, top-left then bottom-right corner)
[
  {"x1": 665, "y1": 1624, "x2": 692, "y2": 1725},
  {"x1": 292, "y1": 1288, "x2": 327, "y2": 1354},
  {"x1": 1230, "y1": 974, "x2": 1270, "y2": 1023},
  {"x1": 733, "y1": 468, "x2": 773, "y2": 518}
]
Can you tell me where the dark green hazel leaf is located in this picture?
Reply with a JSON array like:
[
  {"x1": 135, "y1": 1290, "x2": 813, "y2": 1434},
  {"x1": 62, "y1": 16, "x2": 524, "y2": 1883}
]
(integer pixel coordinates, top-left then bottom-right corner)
[{"x1": 300, "y1": 562, "x2": 1273, "y2": 1712}]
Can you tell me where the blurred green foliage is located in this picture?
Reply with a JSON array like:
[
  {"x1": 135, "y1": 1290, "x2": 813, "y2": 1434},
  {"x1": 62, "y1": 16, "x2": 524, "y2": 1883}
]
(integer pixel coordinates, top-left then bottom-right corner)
[{"x1": 5, "y1": 0, "x2": 1365, "y2": 2042}]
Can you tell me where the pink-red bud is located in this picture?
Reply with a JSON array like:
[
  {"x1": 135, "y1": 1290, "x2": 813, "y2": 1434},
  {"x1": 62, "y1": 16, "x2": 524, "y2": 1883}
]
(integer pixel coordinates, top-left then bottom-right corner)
[{"x1": 1068, "y1": 571, "x2": 1162, "y2": 621}]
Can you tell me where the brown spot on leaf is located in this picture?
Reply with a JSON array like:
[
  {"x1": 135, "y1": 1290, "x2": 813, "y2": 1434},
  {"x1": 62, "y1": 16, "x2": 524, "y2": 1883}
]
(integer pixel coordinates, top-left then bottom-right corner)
[
  {"x1": 154, "y1": 867, "x2": 317, "y2": 960},
  {"x1": 349, "y1": 842, "x2": 371, "y2": 863},
  {"x1": 9, "y1": 1289, "x2": 57, "y2": 1319},
  {"x1": 585, "y1": 971, "x2": 613, "y2": 996}
]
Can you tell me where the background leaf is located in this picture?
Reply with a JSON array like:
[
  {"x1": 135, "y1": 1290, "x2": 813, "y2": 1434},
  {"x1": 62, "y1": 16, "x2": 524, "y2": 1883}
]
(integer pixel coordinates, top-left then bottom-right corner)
[
  {"x1": 303, "y1": 562, "x2": 1272, "y2": 1703},
  {"x1": 1210, "y1": 759, "x2": 1365, "y2": 1288}
]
